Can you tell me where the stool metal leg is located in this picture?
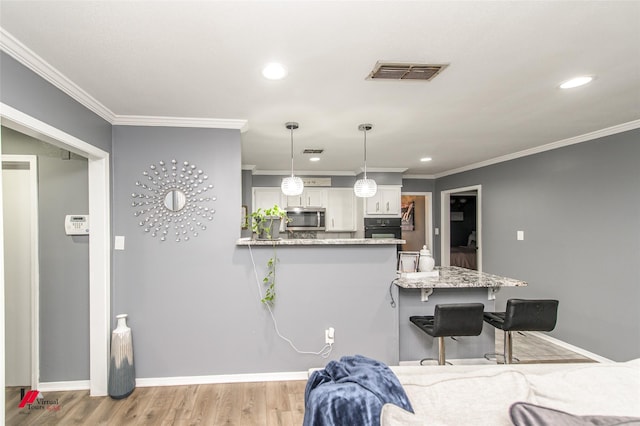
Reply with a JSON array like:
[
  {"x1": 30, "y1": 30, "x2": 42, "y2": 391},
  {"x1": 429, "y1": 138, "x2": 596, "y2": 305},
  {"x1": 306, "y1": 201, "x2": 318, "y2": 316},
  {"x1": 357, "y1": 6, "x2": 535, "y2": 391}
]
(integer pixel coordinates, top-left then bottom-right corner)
[
  {"x1": 438, "y1": 336, "x2": 445, "y2": 365},
  {"x1": 505, "y1": 331, "x2": 513, "y2": 364}
]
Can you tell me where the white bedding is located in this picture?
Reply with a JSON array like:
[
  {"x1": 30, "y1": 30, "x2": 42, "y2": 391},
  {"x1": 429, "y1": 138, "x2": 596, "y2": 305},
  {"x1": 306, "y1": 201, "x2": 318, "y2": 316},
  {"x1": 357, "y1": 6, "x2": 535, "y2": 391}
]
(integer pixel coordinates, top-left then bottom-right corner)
[{"x1": 381, "y1": 359, "x2": 640, "y2": 426}]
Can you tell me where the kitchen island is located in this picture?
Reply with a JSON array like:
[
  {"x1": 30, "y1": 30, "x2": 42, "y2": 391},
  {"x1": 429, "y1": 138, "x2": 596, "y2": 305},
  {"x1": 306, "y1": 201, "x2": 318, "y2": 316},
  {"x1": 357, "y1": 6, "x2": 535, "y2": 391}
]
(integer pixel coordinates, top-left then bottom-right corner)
[
  {"x1": 235, "y1": 237, "x2": 404, "y2": 369},
  {"x1": 235, "y1": 238, "x2": 527, "y2": 368},
  {"x1": 395, "y1": 266, "x2": 527, "y2": 363}
]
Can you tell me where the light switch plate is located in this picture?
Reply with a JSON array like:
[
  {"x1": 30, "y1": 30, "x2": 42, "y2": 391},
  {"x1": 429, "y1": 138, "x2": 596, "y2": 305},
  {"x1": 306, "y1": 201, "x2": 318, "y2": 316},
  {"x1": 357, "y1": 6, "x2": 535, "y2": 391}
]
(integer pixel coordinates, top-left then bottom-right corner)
[
  {"x1": 114, "y1": 236, "x2": 125, "y2": 250},
  {"x1": 517, "y1": 231, "x2": 524, "y2": 241}
]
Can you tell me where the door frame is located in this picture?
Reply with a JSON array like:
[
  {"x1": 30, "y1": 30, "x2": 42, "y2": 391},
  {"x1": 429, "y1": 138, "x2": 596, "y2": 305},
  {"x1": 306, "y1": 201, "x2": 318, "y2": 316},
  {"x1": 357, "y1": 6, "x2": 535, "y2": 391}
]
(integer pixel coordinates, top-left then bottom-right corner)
[
  {"x1": 1, "y1": 103, "x2": 111, "y2": 396},
  {"x1": 401, "y1": 192, "x2": 433, "y2": 252},
  {"x1": 440, "y1": 185, "x2": 482, "y2": 272},
  {"x1": 2, "y1": 155, "x2": 39, "y2": 389}
]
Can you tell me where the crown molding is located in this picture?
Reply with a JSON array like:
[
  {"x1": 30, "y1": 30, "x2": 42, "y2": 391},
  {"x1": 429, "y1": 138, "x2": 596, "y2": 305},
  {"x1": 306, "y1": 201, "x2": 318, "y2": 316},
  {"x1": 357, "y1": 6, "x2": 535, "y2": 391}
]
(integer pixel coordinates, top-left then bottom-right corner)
[
  {"x1": 1, "y1": 27, "x2": 250, "y2": 131},
  {"x1": 0, "y1": 27, "x2": 116, "y2": 123},
  {"x1": 112, "y1": 115, "x2": 249, "y2": 132},
  {"x1": 435, "y1": 119, "x2": 640, "y2": 178}
]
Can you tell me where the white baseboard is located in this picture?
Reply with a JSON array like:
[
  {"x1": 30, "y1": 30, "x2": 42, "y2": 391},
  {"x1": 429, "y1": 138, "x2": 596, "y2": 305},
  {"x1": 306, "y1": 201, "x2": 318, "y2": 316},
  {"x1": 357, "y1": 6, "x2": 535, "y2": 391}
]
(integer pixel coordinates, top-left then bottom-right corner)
[
  {"x1": 135, "y1": 370, "x2": 308, "y2": 388},
  {"x1": 528, "y1": 332, "x2": 613, "y2": 363},
  {"x1": 38, "y1": 380, "x2": 90, "y2": 391}
]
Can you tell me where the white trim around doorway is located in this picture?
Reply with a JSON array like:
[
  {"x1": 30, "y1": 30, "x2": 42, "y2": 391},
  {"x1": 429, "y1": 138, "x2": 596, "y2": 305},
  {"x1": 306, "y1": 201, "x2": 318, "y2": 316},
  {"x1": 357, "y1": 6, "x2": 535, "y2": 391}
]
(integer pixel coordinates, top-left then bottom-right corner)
[
  {"x1": 440, "y1": 185, "x2": 482, "y2": 272},
  {"x1": 1, "y1": 102, "x2": 111, "y2": 397}
]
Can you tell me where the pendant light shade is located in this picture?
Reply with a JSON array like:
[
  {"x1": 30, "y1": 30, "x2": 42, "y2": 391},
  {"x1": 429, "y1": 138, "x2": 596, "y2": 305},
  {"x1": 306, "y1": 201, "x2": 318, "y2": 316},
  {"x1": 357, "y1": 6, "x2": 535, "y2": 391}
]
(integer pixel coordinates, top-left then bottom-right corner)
[
  {"x1": 354, "y1": 123, "x2": 377, "y2": 198},
  {"x1": 281, "y1": 122, "x2": 304, "y2": 196}
]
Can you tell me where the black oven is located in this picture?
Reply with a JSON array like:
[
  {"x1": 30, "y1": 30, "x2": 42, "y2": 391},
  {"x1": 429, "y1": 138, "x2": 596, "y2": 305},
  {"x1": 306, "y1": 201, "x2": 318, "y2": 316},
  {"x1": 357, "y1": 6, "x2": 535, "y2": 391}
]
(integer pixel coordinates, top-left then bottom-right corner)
[{"x1": 364, "y1": 218, "x2": 402, "y2": 239}]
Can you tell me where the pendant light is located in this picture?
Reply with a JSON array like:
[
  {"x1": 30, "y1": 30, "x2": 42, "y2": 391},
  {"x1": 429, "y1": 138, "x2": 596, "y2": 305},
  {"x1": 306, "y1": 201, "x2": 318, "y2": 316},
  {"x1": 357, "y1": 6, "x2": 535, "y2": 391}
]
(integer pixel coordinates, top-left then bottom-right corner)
[
  {"x1": 354, "y1": 123, "x2": 377, "y2": 198},
  {"x1": 281, "y1": 122, "x2": 304, "y2": 196}
]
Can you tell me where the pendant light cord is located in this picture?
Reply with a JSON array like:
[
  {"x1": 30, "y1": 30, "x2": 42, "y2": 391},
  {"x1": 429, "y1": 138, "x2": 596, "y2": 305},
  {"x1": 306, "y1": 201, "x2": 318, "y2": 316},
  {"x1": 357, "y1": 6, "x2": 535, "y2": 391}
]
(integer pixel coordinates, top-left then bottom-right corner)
[
  {"x1": 363, "y1": 127, "x2": 368, "y2": 179},
  {"x1": 290, "y1": 126, "x2": 295, "y2": 177}
]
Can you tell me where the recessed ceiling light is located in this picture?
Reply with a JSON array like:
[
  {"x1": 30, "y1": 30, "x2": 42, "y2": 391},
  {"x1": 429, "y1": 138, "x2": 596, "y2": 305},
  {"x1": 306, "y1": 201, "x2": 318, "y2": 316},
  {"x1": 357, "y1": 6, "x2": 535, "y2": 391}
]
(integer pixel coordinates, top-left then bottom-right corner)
[
  {"x1": 262, "y1": 62, "x2": 288, "y2": 80},
  {"x1": 309, "y1": 157, "x2": 321, "y2": 162},
  {"x1": 420, "y1": 157, "x2": 432, "y2": 162},
  {"x1": 560, "y1": 76, "x2": 593, "y2": 89}
]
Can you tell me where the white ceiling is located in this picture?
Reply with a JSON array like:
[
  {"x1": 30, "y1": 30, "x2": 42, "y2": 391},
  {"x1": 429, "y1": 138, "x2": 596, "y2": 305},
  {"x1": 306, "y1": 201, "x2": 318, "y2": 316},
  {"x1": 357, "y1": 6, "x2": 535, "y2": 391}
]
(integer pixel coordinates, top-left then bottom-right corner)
[{"x1": 1, "y1": 1, "x2": 639, "y2": 176}]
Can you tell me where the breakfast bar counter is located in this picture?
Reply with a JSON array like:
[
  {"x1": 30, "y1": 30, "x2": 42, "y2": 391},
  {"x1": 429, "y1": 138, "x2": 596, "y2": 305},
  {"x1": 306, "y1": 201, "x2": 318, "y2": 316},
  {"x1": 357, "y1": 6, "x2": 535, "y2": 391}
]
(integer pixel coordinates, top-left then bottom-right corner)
[
  {"x1": 234, "y1": 237, "x2": 402, "y2": 368},
  {"x1": 396, "y1": 266, "x2": 528, "y2": 363},
  {"x1": 236, "y1": 237, "x2": 405, "y2": 246},
  {"x1": 394, "y1": 266, "x2": 527, "y2": 289}
]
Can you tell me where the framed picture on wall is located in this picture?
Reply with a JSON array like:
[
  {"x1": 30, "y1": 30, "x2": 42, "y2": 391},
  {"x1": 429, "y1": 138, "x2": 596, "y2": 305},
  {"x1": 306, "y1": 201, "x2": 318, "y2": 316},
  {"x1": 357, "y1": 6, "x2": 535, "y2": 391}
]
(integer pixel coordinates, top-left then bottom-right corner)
[
  {"x1": 401, "y1": 200, "x2": 415, "y2": 230},
  {"x1": 451, "y1": 211, "x2": 464, "y2": 221}
]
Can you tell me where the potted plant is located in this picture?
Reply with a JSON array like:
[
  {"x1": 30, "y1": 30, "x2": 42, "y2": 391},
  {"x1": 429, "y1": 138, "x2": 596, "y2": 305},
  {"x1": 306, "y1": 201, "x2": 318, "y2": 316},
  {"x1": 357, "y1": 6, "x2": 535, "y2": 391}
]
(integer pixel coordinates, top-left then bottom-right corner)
[
  {"x1": 249, "y1": 204, "x2": 289, "y2": 240},
  {"x1": 246, "y1": 205, "x2": 290, "y2": 306}
]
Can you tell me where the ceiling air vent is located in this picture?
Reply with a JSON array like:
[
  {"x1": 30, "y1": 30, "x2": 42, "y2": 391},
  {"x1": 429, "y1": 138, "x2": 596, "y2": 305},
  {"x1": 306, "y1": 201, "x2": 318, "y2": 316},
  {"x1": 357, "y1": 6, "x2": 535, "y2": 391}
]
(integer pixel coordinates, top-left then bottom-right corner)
[
  {"x1": 367, "y1": 62, "x2": 448, "y2": 81},
  {"x1": 303, "y1": 149, "x2": 324, "y2": 154}
]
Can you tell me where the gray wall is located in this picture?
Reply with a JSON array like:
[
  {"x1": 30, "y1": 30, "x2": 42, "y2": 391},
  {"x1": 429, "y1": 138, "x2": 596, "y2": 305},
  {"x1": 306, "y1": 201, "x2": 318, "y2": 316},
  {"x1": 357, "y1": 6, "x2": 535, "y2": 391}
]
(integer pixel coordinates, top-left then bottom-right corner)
[
  {"x1": 401, "y1": 178, "x2": 435, "y2": 193},
  {"x1": 434, "y1": 129, "x2": 640, "y2": 361},
  {"x1": 250, "y1": 174, "x2": 356, "y2": 188},
  {"x1": 112, "y1": 126, "x2": 398, "y2": 376},
  {"x1": 2, "y1": 127, "x2": 90, "y2": 381}
]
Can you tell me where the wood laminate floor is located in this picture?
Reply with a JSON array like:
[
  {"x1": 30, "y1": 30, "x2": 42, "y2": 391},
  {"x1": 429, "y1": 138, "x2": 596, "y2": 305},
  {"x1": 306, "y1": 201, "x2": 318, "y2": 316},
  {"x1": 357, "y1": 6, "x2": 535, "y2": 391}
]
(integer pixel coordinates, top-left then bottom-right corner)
[{"x1": 5, "y1": 333, "x2": 596, "y2": 425}]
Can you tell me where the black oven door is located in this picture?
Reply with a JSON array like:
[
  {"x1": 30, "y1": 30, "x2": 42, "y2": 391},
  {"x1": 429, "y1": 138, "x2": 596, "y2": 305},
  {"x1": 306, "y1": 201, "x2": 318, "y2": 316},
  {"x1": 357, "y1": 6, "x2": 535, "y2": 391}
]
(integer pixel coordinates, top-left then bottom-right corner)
[{"x1": 364, "y1": 218, "x2": 402, "y2": 238}]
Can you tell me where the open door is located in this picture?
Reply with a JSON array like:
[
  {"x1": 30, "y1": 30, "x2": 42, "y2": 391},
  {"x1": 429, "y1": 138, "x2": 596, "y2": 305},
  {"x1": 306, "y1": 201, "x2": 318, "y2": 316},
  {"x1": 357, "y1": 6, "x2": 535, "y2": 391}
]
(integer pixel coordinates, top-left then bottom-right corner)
[{"x1": 441, "y1": 185, "x2": 482, "y2": 272}]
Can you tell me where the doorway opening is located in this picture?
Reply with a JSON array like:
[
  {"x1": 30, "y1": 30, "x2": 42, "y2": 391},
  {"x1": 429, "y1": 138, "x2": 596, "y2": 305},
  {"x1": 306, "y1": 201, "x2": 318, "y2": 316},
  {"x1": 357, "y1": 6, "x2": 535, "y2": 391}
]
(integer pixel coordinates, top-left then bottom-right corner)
[
  {"x1": 1, "y1": 103, "x2": 111, "y2": 396},
  {"x1": 440, "y1": 185, "x2": 482, "y2": 271},
  {"x1": 2, "y1": 155, "x2": 39, "y2": 390},
  {"x1": 400, "y1": 192, "x2": 433, "y2": 252}
]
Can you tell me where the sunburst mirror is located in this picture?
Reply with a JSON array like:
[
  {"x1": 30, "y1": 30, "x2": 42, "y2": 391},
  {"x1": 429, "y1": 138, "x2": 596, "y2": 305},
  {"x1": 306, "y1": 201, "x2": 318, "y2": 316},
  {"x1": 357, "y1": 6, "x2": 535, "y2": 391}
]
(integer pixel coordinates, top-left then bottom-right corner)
[{"x1": 131, "y1": 159, "x2": 216, "y2": 242}]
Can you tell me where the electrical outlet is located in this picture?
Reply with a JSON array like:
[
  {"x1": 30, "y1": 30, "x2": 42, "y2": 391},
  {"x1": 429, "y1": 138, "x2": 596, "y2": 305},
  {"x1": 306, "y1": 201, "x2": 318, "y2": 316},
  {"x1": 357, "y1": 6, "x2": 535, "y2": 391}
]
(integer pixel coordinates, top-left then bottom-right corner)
[{"x1": 325, "y1": 327, "x2": 335, "y2": 344}]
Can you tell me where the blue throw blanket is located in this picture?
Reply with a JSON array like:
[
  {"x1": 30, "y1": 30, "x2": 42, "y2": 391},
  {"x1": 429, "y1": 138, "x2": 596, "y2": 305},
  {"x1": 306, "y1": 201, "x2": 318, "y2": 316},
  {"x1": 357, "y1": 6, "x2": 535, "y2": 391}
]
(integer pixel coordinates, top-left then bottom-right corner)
[{"x1": 303, "y1": 355, "x2": 413, "y2": 426}]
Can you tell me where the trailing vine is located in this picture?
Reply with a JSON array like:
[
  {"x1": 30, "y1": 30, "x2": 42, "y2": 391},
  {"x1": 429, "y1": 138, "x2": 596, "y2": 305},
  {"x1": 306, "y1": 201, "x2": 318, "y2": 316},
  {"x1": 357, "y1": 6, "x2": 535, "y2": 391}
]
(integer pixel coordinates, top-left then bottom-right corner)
[
  {"x1": 261, "y1": 245, "x2": 278, "y2": 306},
  {"x1": 245, "y1": 205, "x2": 289, "y2": 306}
]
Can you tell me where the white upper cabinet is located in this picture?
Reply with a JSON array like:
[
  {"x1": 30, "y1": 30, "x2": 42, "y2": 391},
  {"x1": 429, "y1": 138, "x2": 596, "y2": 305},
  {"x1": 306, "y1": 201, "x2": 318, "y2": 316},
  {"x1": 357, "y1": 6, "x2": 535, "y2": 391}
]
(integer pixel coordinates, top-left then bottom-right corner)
[
  {"x1": 365, "y1": 185, "x2": 402, "y2": 216},
  {"x1": 286, "y1": 188, "x2": 327, "y2": 208},
  {"x1": 326, "y1": 188, "x2": 357, "y2": 231},
  {"x1": 252, "y1": 187, "x2": 284, "y2": 212}
]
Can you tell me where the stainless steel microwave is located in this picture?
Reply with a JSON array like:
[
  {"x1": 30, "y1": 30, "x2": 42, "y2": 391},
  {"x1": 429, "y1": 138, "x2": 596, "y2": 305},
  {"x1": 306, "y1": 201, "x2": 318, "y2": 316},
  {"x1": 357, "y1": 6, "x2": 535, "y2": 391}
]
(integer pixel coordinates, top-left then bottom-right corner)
[{"x1": 285, "y1": 207, "x2": 326, "y2": 231}]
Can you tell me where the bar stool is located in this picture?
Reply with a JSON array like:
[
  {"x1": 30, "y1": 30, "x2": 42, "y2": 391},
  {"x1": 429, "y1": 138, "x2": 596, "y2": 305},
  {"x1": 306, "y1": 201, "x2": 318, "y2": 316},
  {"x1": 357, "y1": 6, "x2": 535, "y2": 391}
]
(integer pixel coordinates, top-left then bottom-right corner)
[
  {"x1": 483, "y1": 299, "x2": 559, "y2": 364},
  {"x1": 410, "y1": 303, "x2": 485, "y2": 365}
]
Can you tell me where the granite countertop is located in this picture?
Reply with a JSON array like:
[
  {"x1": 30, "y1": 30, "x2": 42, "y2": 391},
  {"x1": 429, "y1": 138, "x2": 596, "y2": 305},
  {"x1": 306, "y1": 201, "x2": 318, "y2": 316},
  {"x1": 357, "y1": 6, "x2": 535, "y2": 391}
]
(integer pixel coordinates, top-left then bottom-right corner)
[
  {"x1": 394, "y1": 266, "x2": 527, "y2": 289},
  {"x1": 236, "y1": 237, "x2": 405, "y2": 246}
]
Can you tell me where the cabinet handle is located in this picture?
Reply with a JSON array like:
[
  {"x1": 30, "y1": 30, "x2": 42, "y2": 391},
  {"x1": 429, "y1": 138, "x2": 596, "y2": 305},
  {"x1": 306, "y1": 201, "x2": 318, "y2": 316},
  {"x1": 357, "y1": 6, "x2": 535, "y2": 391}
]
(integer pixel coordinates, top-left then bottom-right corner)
[
  {"x1": 332, "y1": 218, "x2": 335, "y2": 227},
  {"x1": 308, "y1": 196, "x2": 311, "y2": 205},
  {"x1": 376, "y1": 202, "x2": 380, "y2": 212},
  {"x1": 386, "y1": 201, "x2": 389, "y2": 212}
]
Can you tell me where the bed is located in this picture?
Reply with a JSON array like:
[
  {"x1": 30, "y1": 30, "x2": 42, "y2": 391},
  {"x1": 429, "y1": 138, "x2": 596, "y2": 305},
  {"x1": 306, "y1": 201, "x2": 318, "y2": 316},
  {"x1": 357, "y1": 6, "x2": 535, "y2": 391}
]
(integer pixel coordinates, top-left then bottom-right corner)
[
  {"x1": 305, "y1": 357, "x2": 640, "y2": 426},
  {"x1": 450, "y1": 246, "x2": 477, "y2": 270}
]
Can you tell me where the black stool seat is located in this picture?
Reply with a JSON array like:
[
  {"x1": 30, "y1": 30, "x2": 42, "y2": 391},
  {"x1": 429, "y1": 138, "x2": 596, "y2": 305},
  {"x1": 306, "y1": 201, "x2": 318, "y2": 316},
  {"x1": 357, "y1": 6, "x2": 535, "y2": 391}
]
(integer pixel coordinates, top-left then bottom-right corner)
[
  {"x1": 483, "y1": 299, "x2": 559, "y2": 364},
  {"x1": 410, "y1": 303, "x2": 484, "y2": 365}
]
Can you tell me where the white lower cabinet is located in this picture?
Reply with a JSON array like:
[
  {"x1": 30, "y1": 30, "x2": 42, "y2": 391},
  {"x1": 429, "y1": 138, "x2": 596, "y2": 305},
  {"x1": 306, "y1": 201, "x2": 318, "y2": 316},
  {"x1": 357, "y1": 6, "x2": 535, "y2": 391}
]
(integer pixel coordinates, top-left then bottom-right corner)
[{"x1": 326, "y1": 188, "x2": 356, "y2": 231}]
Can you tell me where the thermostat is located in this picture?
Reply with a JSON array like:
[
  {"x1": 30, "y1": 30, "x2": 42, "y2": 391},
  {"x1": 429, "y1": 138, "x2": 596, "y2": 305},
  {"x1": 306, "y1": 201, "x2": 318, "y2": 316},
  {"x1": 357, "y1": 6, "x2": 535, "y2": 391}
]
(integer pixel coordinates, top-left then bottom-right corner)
[{"x1": 65, "y1": 215, "x2": 89, "y2": 235}]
